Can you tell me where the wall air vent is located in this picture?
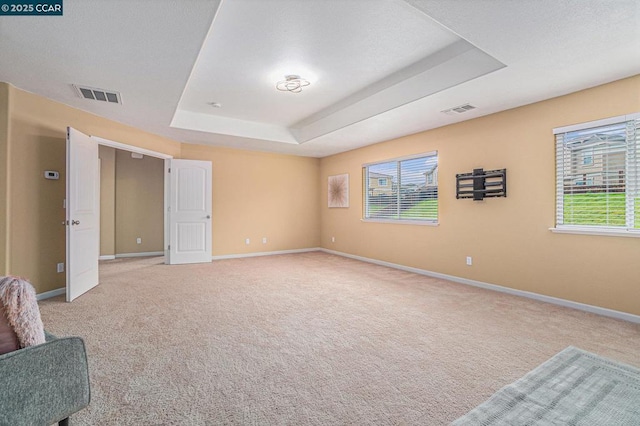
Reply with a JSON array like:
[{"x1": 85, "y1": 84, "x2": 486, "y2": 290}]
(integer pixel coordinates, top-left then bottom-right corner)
[
  {"x1": 72, "y1": 85, "x2": 122, "y2": 104},
  {"x1": 441, "y1": 103, "x2": 476, "y2": 115}
]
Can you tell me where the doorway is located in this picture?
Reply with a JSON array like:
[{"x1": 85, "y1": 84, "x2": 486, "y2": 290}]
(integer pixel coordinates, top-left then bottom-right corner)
[
  {"x1": 91, "y1": 136, "x2": 173, "y2": 263},
  {"x1": 98, "y1": 146, "x2": 165, "y2": 260}
]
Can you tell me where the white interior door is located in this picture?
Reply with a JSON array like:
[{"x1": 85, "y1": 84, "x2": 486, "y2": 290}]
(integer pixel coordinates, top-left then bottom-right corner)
[
  {"x1": 66, "y1": 127, "x2": 100, "y2": 301},
  {"x1": 168, "y1": 159, "x2": 212, "y2": 264}
]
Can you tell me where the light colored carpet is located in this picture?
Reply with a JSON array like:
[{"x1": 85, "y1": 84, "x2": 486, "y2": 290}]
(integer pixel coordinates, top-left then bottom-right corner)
[
  {"x1": 38, "y1": 252, "x2": 640, "y2": 425},
  {"x1": 453, "y1": 346, "x2": 640, "y2": 425}
]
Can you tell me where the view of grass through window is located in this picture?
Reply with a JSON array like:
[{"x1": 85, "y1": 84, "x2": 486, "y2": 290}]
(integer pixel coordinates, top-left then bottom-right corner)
[
  {"x1": 364, "y1": 153, "x2": 438, "y2": 221},
  {"x1": 563, "y1": 193, "x2": 625, "y2": 226}
]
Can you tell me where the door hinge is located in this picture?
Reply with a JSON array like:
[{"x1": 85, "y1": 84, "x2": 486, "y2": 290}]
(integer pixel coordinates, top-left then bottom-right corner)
[
  {"x1": 168, "y1": 245, "x2": 170, "y2": 250},
  {"x1": 168, "y1": 168, "x2": 171, "y2": 173}
]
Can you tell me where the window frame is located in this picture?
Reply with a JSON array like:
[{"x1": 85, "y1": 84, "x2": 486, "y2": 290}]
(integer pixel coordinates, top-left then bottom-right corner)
[
  {"x1": 551, "y1": 112, "x2": 640, "y2": 238},
  {"x1": 362, "y1": 151, "x2": 438, "y2": 226}
]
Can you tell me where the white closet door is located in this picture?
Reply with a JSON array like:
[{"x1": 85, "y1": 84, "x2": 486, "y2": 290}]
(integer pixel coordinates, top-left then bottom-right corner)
[{"x1": 168, "y1": 159, "x2": 212, "y2": 264}]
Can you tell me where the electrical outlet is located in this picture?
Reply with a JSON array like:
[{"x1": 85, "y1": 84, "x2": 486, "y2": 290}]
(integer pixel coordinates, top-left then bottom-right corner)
[
  {"x1": 262, "y1": 237, "x2": 267, "y2": 244},
  {"x1": 245, "y1": 238, "x2": 250, "y2": 245},
  {"x1": 466, "y1": 256, "x2": 473, "y2": 266},
  {"x1": 136, "y1": 237, "x2": 142, "y2": 244},
  {"x1": 57, "y1": 263, "x2": 64, "y2": 273},
  {"x1": 331, "y1": 236, "x2": 335, "y2": 243}
]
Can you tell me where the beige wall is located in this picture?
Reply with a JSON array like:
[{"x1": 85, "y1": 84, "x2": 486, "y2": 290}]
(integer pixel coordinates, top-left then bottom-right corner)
[
  {"x1": 0, "y1": 84, "x2": 9, "y2": 275},
  {"x1": 4, "y1": 83, "x2": 180, "y2": 294},
  {"x1": 181, "y1": 144, "x2": 320, "y2": 255},
  {"x1": 114, "y1": 149, "x2": 164, "y2": 254},
  {"x1": 99, "y1": 145, "x2": 116, "y2": 256},
  {"x1": 320, "y1": 75, "x2": 640, "y2": 316},
  {"x1": 8, "y1": 89, "x2": 66, "y2": 294}
]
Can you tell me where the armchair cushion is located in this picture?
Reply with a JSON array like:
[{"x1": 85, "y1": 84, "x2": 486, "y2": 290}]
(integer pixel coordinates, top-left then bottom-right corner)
[{"x1": 0, "y1": 333, "x2": 91, "y2": 425}]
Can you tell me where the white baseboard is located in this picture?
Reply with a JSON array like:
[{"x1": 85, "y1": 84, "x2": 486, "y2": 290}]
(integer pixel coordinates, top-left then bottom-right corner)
[
  {"x1": 115, "y1": 251, "x2": 164, "y2": 258},
  {"x1": 36, "y1": 287, "x2": 65, "y2": 301},
  {"x1": 99, "y1": 255, "x2": 116, "y2": 260},
  {"x1": 319, "y1": 248, "x2": 640, "y2": 324},
  {"x1": 212, "y1": 247, "x2": 321, "y2": 260}
]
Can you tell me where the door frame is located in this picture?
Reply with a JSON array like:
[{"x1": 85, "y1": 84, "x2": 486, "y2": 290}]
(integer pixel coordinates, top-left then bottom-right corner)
[{"x1": 91, "y1": 136, "x2": 173, "y2": 263}]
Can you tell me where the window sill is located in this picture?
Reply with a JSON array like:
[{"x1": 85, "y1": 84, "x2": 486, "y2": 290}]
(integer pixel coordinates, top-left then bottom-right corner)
[
  {"x1": 361, "y1": 218, "x2": 439, "y2": 226},
  {"x1": 549, "y1": 226, "x2": 640, "y2": 238}
]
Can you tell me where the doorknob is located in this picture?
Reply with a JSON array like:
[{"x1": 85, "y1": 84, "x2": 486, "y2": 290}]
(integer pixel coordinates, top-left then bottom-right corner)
[
  {"x1": 206, "y1": 215, "x2": 211, "y2": 219},
  {"x1": 71, "y1": 220, "x2": 80, "y2": 225}
]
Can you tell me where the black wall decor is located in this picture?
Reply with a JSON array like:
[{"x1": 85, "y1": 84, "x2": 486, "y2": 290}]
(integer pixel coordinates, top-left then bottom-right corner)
[{"x1": 456, "y1": 168, "x2": 507, "y2": 201}]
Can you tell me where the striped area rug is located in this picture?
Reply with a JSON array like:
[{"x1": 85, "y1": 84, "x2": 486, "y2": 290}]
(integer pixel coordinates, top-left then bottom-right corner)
[{"x1": 453, "y1": 346, "x2": 640, "y2": 425}]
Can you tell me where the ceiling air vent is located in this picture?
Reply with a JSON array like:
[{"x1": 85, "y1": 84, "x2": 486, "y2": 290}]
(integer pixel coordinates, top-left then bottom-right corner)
[
  {"x1": 72, "y1": 85, "x2": 122, "y2": 104},
  {"x1": 441, "y1": 103, "x2": 476, "y2": 115}
]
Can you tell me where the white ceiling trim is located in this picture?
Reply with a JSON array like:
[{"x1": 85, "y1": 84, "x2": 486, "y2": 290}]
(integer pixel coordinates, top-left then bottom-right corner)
[{"x1": 171, "y1": 110, "x2": 298, "y2": 145}]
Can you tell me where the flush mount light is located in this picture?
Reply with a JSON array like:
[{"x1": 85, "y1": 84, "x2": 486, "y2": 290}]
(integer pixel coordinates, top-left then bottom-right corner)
[{"x1": 276, "y1": 75, "x2": 310, "y2": 93}]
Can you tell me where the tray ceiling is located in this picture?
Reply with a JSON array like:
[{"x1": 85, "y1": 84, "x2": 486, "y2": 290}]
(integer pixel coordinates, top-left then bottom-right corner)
[{"x1": 0, "y1": 0, "x2": 638, "y2": 157}]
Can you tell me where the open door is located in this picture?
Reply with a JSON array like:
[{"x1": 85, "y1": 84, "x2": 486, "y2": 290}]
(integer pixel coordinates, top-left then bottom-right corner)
[
  {"x1": 66, "y1": 127, "x2": 100, "y2": 301},
  {"x1": 168, "y1": 159, "x2": 212, "y2": 264}
]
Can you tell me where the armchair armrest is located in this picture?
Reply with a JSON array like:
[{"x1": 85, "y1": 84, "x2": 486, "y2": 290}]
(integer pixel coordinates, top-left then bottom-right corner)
[{"x1": 0, "y1": 334, "x2": 90, "y2": 425}]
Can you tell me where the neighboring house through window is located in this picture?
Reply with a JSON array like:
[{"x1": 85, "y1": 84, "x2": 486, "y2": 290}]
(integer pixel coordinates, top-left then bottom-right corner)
[
  {"x1": 425, "y1": 165, "x2": 438, "y2": 186},
  {"x1": 367, "y1": 172, "x2": 393, "y2": 197}
]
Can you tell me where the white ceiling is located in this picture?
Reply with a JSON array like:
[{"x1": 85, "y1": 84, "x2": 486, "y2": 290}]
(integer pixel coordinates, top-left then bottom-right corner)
[{"x1": 0, "y1": 0, "x2": 638, "y2": 158}]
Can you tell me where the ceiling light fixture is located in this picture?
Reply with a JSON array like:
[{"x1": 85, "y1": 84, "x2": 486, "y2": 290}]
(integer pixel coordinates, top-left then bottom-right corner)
[{"x1": 276, "y1": 75, "x2": 310, "y2": 93}]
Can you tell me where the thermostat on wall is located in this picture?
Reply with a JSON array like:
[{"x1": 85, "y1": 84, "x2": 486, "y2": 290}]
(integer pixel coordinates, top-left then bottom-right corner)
[{"x1": 44, "y1": 171, "x2": 59, "y2": 180}]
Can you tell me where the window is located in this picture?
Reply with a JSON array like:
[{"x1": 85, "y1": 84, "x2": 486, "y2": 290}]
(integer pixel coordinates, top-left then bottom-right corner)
[
  {"x1": 581, "y1": 149, "x2": 594, "y2": 166},
  {"x1": 363, "y1": 151, "x2": 438, "y2": 223},
  {"x1": 554, "y1": 113, "x2": 639, "y2": 236}
]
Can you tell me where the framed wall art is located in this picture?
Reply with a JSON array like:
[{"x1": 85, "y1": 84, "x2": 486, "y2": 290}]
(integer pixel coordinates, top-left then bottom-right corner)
[{"x1": 328, "y1": 174, "x2": 349, "y2": 208}]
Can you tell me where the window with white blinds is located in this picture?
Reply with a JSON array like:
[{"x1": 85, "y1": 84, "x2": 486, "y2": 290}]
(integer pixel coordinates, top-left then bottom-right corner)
[
  {"x1": 554, "y1": 113, "x2": 640, "y2": 235},
  {"x1": 363, "y1": 152, "x2": 438, "y2": 223}
]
